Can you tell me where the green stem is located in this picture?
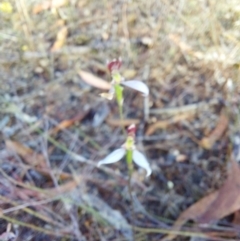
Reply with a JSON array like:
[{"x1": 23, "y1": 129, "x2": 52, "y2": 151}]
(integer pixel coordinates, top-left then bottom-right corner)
[
  {"x1": 126, "y1": 150, "x2": 135, "y2": 239},
  {"x1": 114, "y1": 84, "x2": 126, "y2": 136},
  {"x1": 126, "y1": 150, "x2": 133, "y2": 176}
]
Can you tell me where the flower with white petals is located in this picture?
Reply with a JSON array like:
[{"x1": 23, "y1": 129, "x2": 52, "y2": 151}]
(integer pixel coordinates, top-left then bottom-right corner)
[
  {"x1": 97, "y1": 124, "x2": 152, "y2": 177},
  {"x1": 121, "y1": 80, "x2": 149, "y2": 96},
  {"x1": 100, "y1": 59, "x2": 149, "y2": 99}
]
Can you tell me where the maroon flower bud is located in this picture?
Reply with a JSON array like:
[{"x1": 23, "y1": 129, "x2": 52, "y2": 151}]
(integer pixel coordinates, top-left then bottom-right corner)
[
  {"x1": 127, "y1": 124, "x2": 136, "y2": 136},
  {"x1": 107, "y1": 58, "x2": 122, "y2": 72}
]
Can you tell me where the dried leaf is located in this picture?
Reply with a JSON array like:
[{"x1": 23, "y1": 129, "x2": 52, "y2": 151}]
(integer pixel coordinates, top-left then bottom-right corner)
[
  {"x1": 34, "y1": 167, "x2": 71, "y2": 181},
  {"x1": 79, "y1": 70, "x2": 111, "y2": 90},
  {"x1": 106, "y1": 118, "x2": 140, "y2": 127},
  {"x1": 200, "y1": 114, "x2": 228, "y2": 149},
  {"x1": 50, "y1": 110, "x2": 89, "y2": 134},
  {"x1": 198, "y1": 159, "x2": 240, "y2": 223},
  {"x1": 51, "y1": 119, "x2": 76, "y2": 134},
  {"x1": 51, "y1": 26, "x2": 68, "y2": 52},
  {"x1": 146, "y1": 112, "x2": 196, "y2": 135},
  {"x1": 146, "y1": 120, "x2": 168, "y2": 135},
  {"x1": 161, "y1": 159, "x2": 240, "y2": 241},
  {"x1": 5, "y1": 140, "x2": 47, "y2": 168}
]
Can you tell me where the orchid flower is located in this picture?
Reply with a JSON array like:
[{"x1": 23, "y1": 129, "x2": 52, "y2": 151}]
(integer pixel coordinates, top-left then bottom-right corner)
[
  {"x1": 97, "y1": 124, "x2": 152, "y2": 177},
  {"x1": 100, "y1": 58, "x2": 149, "y2": 101}
]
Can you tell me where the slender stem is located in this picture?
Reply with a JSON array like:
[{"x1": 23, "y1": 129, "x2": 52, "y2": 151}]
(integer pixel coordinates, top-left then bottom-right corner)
[
  {"x1": 126, "y1": 150, "x2": 136, "y2": 239},
  {"x1": 118, "y1": 103, "x2": 127, "y2": 136},
  {"x1": 114, "y1": 77, "x2": 134, "y2": 237},
  {"x1": 115, "y1": 84, "x2": 126, "y2": 136}
]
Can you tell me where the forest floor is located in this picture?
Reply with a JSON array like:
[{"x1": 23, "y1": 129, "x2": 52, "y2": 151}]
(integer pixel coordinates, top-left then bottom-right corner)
[{"x1": 0, "y1": 0, "x2": 240, "y2": 240}]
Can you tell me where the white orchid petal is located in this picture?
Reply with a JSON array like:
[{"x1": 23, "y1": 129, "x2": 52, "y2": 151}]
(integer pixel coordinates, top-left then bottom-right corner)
[
  {"x1": 100, "y1": 92, "x2": 114, "y2": 100},
  {"x1": 133, "y1": 150, "x2": 152, "y2": 177},
  {"x1": 98, "y1": 148, "x2": 126, "y2": 166},
  {"x1": 100, "y1": 86, "x2": 115, "y2": 100},
  {"x1": 121, "y1": 80, "x2": 149, "y2": 96}
]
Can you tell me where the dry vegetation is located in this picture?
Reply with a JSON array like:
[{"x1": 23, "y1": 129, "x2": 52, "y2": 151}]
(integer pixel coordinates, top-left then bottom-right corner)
[{"x1": 0, "y1": 0, "x2": 240, "y2": 240}]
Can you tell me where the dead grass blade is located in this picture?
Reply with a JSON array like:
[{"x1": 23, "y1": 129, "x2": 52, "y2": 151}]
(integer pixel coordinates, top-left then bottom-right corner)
[
  {"x1": 34, "y1": 166, "x2": 71, "y2": 181},
  {"x1": 146, "y1": 112, "x2": 196, "y2": 135},
  {"x1": 79, "y1": 70, "x2": 111, "y2": 90},
  {"x1": 5, "y1": 140, "x2": 47, "y2": 168},
  {"x1": 50, "y1": 110, "x2": 90, "y2": 135},
  {"x1": 45, "y1": 175, "x2": 83, "y2": 197}
]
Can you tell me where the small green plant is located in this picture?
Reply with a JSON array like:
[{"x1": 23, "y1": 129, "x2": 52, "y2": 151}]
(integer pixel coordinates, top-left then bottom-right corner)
[
  {"x1": 97, "y1": 58, "x2": 151, "y2": 238},
  {"x1": 98, "y1": 58, "x2": 151, "y2": 177}
]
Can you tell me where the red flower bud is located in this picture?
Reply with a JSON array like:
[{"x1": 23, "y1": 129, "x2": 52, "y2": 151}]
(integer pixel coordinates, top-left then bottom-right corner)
[
  {"x1": 107, "y1": 58, "x2": 122, "y2": 72},
  {"x1": 127, "y1": 124, "x2": 136, "y2": 136}
]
